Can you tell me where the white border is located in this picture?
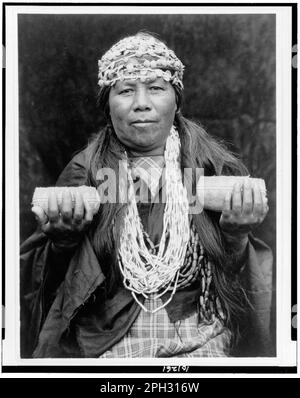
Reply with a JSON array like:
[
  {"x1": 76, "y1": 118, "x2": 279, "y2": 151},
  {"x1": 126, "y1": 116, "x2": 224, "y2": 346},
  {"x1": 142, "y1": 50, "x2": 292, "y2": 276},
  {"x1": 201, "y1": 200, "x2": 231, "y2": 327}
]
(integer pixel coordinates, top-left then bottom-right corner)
[{"x1": 2, "y1": 3, "x2": 296, "y2": 372}]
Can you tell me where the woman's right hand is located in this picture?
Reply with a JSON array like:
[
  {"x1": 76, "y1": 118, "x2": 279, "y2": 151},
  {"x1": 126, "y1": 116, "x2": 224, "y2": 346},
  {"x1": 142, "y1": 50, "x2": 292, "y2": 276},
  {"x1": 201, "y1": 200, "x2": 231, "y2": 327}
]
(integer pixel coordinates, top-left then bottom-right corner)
[{"x1": 31, "y1": 188, "x2": 95, "y2": 251}]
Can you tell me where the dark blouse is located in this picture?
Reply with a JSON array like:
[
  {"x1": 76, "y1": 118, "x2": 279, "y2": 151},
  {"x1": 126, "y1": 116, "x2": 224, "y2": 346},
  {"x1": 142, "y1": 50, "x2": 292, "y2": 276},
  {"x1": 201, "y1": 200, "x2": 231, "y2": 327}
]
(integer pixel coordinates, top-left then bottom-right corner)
[{"x1": 20, "y1": 149, "x2": 274, "y2": 358}]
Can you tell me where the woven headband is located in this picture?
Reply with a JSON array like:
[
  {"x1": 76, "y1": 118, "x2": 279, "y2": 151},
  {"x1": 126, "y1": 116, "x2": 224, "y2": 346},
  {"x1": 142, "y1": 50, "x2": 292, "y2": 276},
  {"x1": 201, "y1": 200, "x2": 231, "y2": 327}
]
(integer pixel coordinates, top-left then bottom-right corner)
[{"x1": 97, "y1": 35, "x2": 185, "y2": 89}]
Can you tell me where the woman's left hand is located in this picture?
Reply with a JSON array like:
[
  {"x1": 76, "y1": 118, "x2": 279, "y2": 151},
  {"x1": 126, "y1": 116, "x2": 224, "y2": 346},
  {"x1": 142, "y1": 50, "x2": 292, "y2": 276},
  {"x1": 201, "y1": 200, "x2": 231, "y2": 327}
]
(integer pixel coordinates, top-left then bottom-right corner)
[{"x1": 219, "y1": 178, "x2": 269, "y2": 248}]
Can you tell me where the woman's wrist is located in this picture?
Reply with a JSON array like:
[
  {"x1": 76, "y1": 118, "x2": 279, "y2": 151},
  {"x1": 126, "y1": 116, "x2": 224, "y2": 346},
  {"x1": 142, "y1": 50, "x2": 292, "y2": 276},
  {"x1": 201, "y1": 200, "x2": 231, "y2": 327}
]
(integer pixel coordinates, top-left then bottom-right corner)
[
  {"x1": 222, "y1": 230, "x2": 249, "y2": 255},
  {"x1": 49, "y1": 228, "x2": 86, "y2": 253},
  {"x1": 221, "y1": 230, "x2": 249, "y2": 271},
  {"x1": 50, "y1": 240, "x2": 80, "y2": 254}
]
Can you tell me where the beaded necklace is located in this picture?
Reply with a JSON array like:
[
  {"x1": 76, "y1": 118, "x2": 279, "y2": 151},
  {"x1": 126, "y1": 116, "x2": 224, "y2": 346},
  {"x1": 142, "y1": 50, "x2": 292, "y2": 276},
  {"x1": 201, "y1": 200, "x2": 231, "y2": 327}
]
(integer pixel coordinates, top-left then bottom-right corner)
[
  {"x1": 142, "y1": 219, "x2": 225, "y2": 322},
  {"x1": 117, "y1": 126, "x2": 190, "y2": 313},
  {"x1": 116, "y1": 126, "x2": 225, "y2": 320}
]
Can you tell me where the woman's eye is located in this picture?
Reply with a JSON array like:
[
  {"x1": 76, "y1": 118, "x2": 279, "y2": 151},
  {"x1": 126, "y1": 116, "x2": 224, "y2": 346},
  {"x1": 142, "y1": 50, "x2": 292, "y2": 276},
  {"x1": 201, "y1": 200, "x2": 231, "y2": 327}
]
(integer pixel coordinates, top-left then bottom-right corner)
[
  {"x1": 119, "y1": 88, "x2": 133, "y2": 95},
  {"x1": 149, "y1": 86, "x2": 164, "y2": 91}
]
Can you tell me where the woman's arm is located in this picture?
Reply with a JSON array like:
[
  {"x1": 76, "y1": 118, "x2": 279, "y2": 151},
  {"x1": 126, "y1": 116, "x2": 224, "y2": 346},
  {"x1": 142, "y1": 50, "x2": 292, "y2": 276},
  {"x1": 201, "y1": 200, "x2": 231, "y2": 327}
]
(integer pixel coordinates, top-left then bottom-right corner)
[{"x1": 20, "y1": 149, "x2": 92, "y2": 357}]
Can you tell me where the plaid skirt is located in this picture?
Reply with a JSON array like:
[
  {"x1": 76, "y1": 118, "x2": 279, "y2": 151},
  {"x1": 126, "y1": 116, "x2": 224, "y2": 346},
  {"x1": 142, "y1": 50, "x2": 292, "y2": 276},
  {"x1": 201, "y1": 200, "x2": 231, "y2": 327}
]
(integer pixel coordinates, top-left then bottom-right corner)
[{"x1": 99, "y1": 295, "x2": 232, "y2": 358}]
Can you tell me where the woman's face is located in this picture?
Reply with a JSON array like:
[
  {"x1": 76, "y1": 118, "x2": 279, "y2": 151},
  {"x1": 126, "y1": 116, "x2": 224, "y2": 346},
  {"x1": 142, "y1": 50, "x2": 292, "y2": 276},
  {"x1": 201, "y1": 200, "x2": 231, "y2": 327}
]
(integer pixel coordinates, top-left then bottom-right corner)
[{"x1": 108, "y1": 77, "x2": 177, "y2": 156}]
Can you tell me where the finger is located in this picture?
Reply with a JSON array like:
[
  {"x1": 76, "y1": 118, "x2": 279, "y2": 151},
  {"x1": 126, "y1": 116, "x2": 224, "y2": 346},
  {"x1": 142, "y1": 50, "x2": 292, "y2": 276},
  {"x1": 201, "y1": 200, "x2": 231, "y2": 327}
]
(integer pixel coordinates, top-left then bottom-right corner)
[
  {"x1": 73, "y1": 190, "x2": 84, "y2": 224},
  {"x1": 60, "y1": 189, "x2": 73, "y2": 222},
  {"x1": 253, "y1": 181, "x2": 264, "y2": 218},
  {"x1": 48, "y1": 189, "x2": 59, "y2": 223},
  {"x1": 232, "y1": 182, "x2": 242, "y2": 216},
  {"x1": 82, "y1": 192, "x2": 94, "y2": 223},
  {"x1": 263, "y1": 193, "x2": 269, "y2": 213},
  {"x1": 259, "y1": 204, "x2": 269, "y2": 223},
  {"x1": 242, "y1": 178, "x2": 253, "y2": 215},
  {"x1": 31, "y1": 205, "x2": 48, "y2": 225},
  {"x1": 222, "y1": 190, "x2": 232, "y2": 219}
]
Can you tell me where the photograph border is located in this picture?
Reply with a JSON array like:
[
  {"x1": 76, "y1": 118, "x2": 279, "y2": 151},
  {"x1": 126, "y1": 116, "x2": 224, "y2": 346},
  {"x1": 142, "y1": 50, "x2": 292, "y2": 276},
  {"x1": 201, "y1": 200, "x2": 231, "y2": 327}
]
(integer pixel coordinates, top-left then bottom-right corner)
[{"x1": 1, "y1": 1, "x2": 298, "y2": 375}]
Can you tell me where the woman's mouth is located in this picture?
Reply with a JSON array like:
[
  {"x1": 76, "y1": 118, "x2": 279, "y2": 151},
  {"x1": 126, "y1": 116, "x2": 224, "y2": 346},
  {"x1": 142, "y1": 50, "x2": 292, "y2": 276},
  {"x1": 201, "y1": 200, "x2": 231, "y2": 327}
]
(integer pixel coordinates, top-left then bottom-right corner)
[{"x1": 131, "y1": 120, "x2": 156, "y2": 126}]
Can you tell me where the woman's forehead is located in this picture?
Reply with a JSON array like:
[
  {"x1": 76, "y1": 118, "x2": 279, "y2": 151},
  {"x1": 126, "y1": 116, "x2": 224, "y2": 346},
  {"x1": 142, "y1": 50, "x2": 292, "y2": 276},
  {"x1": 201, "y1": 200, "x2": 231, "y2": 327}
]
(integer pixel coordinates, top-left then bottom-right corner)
[{"x1": 112, "y1": 77, "x2": 171, "y2": 89}]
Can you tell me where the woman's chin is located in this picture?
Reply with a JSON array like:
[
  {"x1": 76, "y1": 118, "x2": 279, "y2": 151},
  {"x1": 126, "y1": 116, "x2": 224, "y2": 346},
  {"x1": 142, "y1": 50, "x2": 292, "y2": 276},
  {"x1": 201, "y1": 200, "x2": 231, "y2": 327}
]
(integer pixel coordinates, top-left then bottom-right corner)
[
  {"x1": 128, "y1": 137, "x2": 159, "y2": 150},
  {"x1": 127, "y1": 141, "x2": 164, "y2": 156}
]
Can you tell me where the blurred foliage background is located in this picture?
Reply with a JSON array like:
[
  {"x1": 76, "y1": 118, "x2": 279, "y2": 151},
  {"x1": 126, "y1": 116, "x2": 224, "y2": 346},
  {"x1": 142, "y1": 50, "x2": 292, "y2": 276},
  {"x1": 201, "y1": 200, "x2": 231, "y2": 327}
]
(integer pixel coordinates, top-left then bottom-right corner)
[{"x1": 18, "y1": 13, "x2": 276, "y2": 341}]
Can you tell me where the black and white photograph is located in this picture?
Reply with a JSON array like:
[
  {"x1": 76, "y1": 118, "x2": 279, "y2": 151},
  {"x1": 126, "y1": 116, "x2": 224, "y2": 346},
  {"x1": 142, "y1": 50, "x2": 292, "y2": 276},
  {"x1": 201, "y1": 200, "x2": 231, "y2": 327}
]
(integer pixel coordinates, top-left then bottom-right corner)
[{"x1": 2, "y1": 2, "x2": 297, "y2": 374}]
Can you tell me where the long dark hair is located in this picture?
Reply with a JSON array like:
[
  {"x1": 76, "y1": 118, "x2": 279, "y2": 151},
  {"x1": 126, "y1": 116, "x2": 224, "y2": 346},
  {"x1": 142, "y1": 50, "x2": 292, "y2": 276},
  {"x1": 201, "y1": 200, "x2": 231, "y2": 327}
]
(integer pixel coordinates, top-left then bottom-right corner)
[{"x1": 85, "y1": 34, "x2": 251, "y2": 342}]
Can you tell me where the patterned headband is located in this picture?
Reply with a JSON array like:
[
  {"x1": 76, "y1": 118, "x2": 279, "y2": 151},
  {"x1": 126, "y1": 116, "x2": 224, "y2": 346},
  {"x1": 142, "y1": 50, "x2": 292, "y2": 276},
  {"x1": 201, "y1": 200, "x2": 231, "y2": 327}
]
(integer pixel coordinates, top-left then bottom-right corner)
[{"x1": 97, "y1": 34, "x2": 185, "y2": 89}]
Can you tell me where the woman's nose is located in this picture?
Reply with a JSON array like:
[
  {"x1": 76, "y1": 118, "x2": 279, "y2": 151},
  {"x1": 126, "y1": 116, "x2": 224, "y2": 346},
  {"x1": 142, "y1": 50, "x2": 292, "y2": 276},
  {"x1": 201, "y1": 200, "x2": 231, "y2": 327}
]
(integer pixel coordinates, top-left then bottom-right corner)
[{"x1": 132, "y1": 87, "x2": 152, "y2": 111}]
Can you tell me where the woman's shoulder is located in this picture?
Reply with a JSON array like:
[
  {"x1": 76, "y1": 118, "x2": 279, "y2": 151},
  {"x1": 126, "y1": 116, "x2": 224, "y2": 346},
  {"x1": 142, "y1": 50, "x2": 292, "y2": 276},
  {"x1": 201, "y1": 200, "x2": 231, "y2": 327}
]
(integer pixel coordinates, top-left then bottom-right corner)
[{"x1": 56, "y1": 147, "x2": 90, "y2": 187}]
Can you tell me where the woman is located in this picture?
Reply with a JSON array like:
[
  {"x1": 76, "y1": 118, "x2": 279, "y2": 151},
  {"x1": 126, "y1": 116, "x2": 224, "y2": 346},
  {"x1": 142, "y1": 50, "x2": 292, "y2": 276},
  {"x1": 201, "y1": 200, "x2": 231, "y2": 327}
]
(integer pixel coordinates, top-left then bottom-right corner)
[{"x1": 20, "y1": 32, "x2": 273, "y2": 358}]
